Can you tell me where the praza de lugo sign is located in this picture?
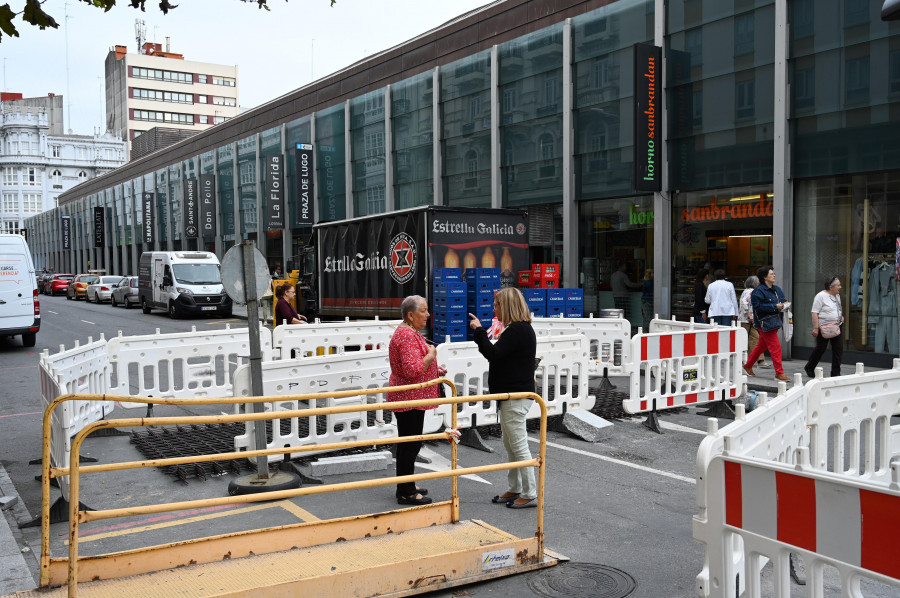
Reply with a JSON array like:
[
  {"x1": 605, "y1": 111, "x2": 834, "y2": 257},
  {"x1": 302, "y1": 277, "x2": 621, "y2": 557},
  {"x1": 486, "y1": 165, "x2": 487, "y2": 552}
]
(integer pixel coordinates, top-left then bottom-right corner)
[{"x1": 634, "y1": 43, "x2": 661, "y2": 193}]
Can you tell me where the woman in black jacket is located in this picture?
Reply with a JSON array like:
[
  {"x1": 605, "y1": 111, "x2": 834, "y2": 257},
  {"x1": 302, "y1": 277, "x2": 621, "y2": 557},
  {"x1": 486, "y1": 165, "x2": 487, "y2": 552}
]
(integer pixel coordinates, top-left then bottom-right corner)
[{"x1": 469, "y1": 287, "x2": 538, "y2": 509}]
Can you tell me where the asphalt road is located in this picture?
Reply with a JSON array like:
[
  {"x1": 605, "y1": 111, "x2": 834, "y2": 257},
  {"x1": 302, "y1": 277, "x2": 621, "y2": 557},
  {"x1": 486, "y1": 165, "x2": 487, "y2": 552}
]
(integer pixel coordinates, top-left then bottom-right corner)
[{"x1": 0, "y1": 298, "x2": 895, "y2": 598}]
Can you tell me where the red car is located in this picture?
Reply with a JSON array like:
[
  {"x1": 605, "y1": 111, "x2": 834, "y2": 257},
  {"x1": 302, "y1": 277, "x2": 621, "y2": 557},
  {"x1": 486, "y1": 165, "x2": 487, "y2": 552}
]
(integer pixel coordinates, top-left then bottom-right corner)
[{"x1": 42, "y1": 273, "x2": 74, "y2": 296}]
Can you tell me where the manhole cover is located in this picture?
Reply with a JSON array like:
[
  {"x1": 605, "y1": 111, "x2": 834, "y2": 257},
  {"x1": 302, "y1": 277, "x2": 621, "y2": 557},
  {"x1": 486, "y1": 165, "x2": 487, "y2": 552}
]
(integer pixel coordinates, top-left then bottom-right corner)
[{"x1": 528, "y1": 562, "x2": 637, "y2": 598}]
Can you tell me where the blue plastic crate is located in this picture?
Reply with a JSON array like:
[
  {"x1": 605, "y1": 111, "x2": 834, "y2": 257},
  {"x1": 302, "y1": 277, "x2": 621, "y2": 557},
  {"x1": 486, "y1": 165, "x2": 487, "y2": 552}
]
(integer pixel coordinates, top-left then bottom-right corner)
[
  {"x1": 565, "y1": 288, "x2": 584, "y2": 301},
  {"x1": 548, "y1": 304, "x2": 564, "y2": 317},
  {"x1": 434, "y1": 295, "x2": 466, "y2": 311},
  {"x1": 464, "y1": 268, "x2": 500, "y2": 282},
  {"x1": 432, "y1": 281, "x2": 466, "y2": 298},
  {"x1": 524, "y1": 289, "x2": 546, "y2": 303},
  {"x1": 468, "y1": 295, "x2": 493, "y2": 310},
  {"x1": 565, "y1": 298, "x2": 584, "y2": 310},
  {"x1": 546, "y1": 289, "x2": 566, "y2": 304},
  {"x1": 433, "y1": 315, "x2": 466, "y2": 327},
  {"x1": 529, "y1": 304, "x2": 547, "y2": 317},
  {"x1": 565, "y1": 306, "x2": 583, "y2": 318},
  {"x1": 433, "y1": 268, "x2": 461, "y2": 282}
]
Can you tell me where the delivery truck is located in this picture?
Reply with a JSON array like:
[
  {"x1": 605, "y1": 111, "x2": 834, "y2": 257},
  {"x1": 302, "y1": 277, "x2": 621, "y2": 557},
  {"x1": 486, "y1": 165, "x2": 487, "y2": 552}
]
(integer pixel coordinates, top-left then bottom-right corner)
[{"x1": 294, "y1": 206, "x2": 529, "y2": 321}]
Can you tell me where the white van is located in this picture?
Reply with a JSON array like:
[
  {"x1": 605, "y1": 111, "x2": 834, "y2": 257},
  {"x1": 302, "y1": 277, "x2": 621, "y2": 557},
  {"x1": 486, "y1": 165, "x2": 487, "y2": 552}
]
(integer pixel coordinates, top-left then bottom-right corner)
[
  {"x1": 138, "y1": 251, "x2": 232, "y2": 318},
  {"x1": 0, "y1": 234, "x2": 40, "y2": 346}
]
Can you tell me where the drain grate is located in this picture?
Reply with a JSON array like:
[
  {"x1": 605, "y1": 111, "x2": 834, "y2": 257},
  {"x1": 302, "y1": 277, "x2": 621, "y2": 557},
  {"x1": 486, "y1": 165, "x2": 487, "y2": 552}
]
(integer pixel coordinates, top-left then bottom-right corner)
[{"x1": 527, "y1": 562, "x2": 637, "y2": 598}]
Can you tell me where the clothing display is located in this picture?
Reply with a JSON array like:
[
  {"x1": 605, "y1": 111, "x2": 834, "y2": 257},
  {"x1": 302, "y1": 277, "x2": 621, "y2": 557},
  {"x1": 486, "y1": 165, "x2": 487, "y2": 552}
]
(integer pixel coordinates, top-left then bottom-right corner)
[{"x1": 867, "y1": 261, "x2": 898, "y2": 354}]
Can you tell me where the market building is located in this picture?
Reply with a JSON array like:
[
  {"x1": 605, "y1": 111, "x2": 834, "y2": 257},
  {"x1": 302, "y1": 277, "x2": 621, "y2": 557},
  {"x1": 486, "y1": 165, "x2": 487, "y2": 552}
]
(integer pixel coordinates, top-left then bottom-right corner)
[{"x1": 26, "y1": 0, "x2": 900, "y2": 365}]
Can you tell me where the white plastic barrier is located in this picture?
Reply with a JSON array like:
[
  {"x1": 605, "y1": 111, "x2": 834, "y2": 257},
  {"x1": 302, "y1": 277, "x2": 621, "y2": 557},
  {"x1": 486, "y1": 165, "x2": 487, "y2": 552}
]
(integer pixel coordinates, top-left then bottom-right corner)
[
  {"x1": 107, "y1": 325, "x2": 272, "y2": 407},
  {"x1": 648, "y1": 316, "x2": 715, "y2": 333},
  {"x1": 272, "y1": 318, "x2": 399, "y2": 360},
  {"x1": 532, "y1": 316, "x2": 631, "y2": 377},
  {"x1": 39, "y1": 337, "x2": 115, "y2": 502},
  {"x1": 694, "y1": 364, "x2": 900, "y2": 597},
  {"x1": 624, "y1": 324, "x2": 747, "y2": 414},
  {"x1": 232, "y1": 351, "x2": 397, "y2": 464},
  {"x1": 433, "y1": 334, "x2": 593, "y2": 432}
]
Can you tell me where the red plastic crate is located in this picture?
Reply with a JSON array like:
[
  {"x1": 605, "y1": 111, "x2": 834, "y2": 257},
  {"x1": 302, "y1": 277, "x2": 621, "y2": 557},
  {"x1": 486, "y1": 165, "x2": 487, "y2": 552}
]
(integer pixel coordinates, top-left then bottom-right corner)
[
  {"x1": 518, "y1": 270, "x2": 532, "y2": 288},
  {"x1": 532, "y1": 263, "x2": 559, "y2": 281},
  {"x1": 534, "y1": 278, "x2": 558, "y2": 288}
]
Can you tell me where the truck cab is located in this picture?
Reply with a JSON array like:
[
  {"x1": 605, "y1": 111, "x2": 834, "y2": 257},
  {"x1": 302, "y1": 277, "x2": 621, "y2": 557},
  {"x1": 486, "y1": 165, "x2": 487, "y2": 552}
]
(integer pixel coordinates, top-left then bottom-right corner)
[{"x1": 138, "y1": 251, "x2": 232, "y2": 319}]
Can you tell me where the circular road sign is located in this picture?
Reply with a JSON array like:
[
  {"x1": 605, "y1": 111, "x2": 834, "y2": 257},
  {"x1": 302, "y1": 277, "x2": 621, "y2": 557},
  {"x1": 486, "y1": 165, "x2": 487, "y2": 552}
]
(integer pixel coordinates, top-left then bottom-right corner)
[{"x1": 221, "y1": 243, "x2": 271, "y2": 305}]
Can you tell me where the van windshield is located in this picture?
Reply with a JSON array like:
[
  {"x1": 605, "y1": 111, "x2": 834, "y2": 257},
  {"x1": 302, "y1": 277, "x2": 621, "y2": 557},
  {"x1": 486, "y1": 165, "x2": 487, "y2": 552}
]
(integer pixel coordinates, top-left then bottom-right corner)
[{"x1": 172, "y1": 263, "x2": 221, "y2": 285}]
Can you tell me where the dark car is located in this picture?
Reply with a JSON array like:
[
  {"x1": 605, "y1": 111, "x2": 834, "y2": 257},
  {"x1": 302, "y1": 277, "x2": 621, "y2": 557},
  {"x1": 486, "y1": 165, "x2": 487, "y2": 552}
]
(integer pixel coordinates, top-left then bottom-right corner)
[
  {"x1": 42, "y1": 273, "x2": 74, "y2": 296},
  {"x1": 66, "y1": 274, "x2": 99, "y2": 300},
  {"x1": 110, "y1": 276, "x2": 139, "y2": 308}
]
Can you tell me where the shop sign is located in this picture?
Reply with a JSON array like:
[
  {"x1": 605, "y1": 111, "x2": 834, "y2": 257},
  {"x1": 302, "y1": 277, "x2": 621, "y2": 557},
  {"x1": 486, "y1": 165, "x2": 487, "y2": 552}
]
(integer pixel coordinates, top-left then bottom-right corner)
[
  {"x1": 295, "y1": 143, "x2": 314, "y2": 225},
  {"x1": 629, "y1": 205, "x2": 654, "y2": 226},
  {"x1": 680, "y1": 194, "x2": 773, "y2": 223},
  {"x1": 633, "y1": 43, "x2": 661, "y2": 193},
  {"x1": 61, "y1": 216, "x2": 71, "y2": 250},
  {"x1": 142, "y1": 192, "x2": 155, "y2": 245},
  {"x1": 93, "y1": 206, "x2": 105, "y2": 248},
  {"x1": 183, "y1": 178, "x2": 198, "y2": 238},
  {"x1": 199, "y1": 174, "x2": 216, "y2": 236},
  {"x1": 266, "y1": 154, "x2": 284, "y2": 230}
]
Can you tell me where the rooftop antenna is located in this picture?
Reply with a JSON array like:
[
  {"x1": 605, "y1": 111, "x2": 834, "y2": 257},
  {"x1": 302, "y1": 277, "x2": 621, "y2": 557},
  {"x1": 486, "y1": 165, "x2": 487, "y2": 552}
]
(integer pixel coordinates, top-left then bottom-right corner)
[
  {"x1": 64, "y1": 2, "x2": 72, "y2": 133},
  {"x1": 135, "y1": 18, "x2": 146, "y2": 53}
]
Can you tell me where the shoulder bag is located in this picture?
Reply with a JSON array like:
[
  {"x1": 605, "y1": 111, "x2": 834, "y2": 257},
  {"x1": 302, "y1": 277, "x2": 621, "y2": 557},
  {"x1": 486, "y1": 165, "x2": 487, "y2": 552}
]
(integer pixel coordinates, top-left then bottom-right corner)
[
  {"x1": 758, "y1": 313, "x2": 783, "y2": 332},
  {"x1": 820, "y1": 321, "x2": 840, "y2": 339}
]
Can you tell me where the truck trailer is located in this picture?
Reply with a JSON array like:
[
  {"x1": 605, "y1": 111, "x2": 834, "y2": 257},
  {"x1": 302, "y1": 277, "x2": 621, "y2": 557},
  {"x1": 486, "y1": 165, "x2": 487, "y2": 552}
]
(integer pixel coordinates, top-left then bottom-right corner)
[{"x1": 295, "y1": 206, "x2": 529, "y2": 321}]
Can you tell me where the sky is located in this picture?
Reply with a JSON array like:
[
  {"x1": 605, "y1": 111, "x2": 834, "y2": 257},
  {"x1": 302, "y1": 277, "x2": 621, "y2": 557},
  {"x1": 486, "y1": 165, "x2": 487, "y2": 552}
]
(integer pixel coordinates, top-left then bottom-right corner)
[{"x1": 2, "y1": 0, "x2": 495, "y2": 135}]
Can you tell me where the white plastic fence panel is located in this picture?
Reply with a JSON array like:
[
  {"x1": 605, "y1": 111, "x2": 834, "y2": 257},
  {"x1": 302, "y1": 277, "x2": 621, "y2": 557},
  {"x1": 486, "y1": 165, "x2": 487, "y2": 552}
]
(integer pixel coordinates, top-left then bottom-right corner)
[
  {"x1": 531, "y1": 316, "x2": 631, "y2": 377},
  {"x1": 697, "y1": 455, "x2": 900, "y2": 598},
  {"x1": 806, "y1": 361, "x2": 900, "y2": 484},
  {"x1": 107, "y1": 325, "x2": 272, "y2": 407},
  {"x1": 433, "y1": 341, "x2": 493, "y2": 433},
  {"x1": 272, "y1": 319, "x2": 399, "y2": 360},
  {"x1": 624, "y1": 325, "x2": 747, "y2": 414},
  {"x1": 648, "y1": 316, "x2": 715, "y2": 333},
  {"x1": 232, "y1": 351, "x2": 396, "y2": 465}
]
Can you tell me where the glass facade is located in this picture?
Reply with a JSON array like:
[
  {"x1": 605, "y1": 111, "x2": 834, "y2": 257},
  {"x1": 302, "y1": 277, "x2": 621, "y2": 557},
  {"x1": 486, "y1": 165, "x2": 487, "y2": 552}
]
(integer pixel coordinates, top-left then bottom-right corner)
[
  {"x1": 316, "y1": 104, "x2": 347, "y2": 221},
  {"x1": 350, "y1": 90, "x2": 386, "y2": 217},
  {"x1": 392, "y1": 72, "x2": 434, "y2": 209}
]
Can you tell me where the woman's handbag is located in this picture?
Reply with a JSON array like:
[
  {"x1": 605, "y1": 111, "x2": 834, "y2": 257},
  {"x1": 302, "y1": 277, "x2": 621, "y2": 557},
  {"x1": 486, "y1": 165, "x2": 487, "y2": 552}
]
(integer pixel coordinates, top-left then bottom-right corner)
[
  {"x1": 820, "y1": 321, "x2": 841, "y2": 339},
  {"x1": 758, "y1": 313, "x2": 783, "y2": 332}
]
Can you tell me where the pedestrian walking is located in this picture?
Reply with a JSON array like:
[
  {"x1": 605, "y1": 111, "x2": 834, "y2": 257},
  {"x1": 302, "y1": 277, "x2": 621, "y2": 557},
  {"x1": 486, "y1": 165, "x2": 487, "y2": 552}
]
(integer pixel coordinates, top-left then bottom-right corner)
[
  {"x1": 705, "y1": 269, "x2": 739, "y2": 326},
  {"x1": 743, "y1": 266, "x2": 790, "y2": 382},
  {"x1": 738, "y1": 276, "x2": 769, "y2": 368},
  {"x1": 692, "y1": 269, "x2": 710, "y2": 323},
  {"x1": 804, "y1": 276, "x2": 844, "y2": 378}
]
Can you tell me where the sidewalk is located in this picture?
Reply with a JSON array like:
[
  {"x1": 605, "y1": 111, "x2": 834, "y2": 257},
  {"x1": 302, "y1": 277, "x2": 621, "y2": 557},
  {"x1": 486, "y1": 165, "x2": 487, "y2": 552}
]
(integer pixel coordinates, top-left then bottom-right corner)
[{"x1": 0, "y1": 463, "x2": 38, "y2": 595}]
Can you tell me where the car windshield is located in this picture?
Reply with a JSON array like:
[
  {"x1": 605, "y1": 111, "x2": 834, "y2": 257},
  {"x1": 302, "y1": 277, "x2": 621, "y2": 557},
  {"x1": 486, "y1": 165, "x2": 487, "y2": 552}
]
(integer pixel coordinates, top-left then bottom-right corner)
[
  {"x1": 101, "y1": 276, "x2": 123, "y2": 284},
  {"x1": 82, "y1": 276, "x2": 98, "y2": 284},
  {"x1": 172, "y1": 263, "x2": 221, "y2": 285}
]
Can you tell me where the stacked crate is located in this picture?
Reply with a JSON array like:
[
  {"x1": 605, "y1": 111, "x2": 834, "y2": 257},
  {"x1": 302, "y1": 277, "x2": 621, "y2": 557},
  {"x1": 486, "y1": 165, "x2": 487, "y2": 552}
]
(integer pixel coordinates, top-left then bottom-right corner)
[
  {"x1": 523, "y1": 287, "x2": 584, "y2": 318},
  {"x1": 432, "y1": 268, "x2": 465, "y2": 343},
  {"x1": 518, "y1": 270, "x2": 533, "y2": 288},
  {"x1": 466, "y1": 268, "x2": 500, "y2": 340},
  {"x1": 565, "y1": 288, "x2": 584, "y2": 317},
  {"x1": 532, "y1": 264, "x2": 559, "y2": 289},
  {"x1": 524, "y1": 288, "x2": 547, "y2": 317}
]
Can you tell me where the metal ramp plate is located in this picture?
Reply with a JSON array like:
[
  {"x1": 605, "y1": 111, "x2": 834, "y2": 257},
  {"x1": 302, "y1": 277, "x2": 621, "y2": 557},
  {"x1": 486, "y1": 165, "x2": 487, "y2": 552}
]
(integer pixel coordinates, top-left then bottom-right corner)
[{"x1": 13, "y1": 519, "x2": 559, "y2": 597}]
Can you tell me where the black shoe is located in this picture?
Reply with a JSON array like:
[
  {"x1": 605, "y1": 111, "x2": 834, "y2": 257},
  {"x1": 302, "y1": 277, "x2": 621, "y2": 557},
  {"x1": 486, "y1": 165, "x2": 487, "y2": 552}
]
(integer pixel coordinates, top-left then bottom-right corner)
[
  {"x1": 396, "y1": 488, "x2": 427, "y2": 498},
  {"x1": 804, "y1": 367, "x2": 815, "y2": 378},
  {"x1": 397, "y1": 493, "x2": 432, "y2": 506}
]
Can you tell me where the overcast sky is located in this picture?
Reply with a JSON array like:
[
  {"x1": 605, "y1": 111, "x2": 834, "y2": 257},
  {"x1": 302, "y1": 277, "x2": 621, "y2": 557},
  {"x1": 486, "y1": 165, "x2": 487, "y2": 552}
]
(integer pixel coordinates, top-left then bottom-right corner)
[{"x1": 2, "y1": 0, "x2": 494, "y2": 136}]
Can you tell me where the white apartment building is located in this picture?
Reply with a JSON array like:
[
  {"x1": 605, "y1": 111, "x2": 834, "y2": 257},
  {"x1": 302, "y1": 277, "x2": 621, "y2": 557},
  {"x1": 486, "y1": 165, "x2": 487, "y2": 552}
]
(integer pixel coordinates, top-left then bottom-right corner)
[
  {"x1": 0, "y1": 102, "x2": 126, "y2": 234},
  {"x1": 105, "y1": 42, "x2": 239, "y2": 157}
]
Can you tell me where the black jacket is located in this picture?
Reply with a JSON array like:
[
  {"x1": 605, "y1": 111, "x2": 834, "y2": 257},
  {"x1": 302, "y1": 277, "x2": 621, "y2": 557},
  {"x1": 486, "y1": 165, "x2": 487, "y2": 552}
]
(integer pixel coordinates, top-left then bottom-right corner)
[{"x1": 473, "y1": 321, "x2": 537, "y2": 394}]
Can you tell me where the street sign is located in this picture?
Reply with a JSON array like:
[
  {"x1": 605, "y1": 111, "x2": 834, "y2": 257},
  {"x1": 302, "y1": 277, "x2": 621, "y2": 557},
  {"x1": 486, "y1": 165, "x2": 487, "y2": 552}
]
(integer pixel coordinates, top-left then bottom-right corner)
[{"x1": 221, "y1": 243, "x2": 270, "y2": 305}]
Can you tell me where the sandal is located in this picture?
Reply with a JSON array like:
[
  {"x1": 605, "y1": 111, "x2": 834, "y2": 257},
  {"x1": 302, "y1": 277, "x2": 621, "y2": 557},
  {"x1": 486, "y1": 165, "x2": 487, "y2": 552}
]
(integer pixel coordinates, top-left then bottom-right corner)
[
  {"x1": 492, "y1": 492, "x2": 519, "y2": 504},
  {"x1": 397, "y1": 493, "x2": 432, "y2": 506},
  {"x1": 506, "y1": 498, "x2": 537, "y2": 509}
]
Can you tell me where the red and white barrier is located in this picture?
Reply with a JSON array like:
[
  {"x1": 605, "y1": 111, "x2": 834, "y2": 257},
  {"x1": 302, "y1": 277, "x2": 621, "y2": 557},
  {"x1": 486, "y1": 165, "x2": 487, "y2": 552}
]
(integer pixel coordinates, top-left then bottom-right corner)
[{"x1": 623, "y1": 324, "x2": 747, "y2": 414}]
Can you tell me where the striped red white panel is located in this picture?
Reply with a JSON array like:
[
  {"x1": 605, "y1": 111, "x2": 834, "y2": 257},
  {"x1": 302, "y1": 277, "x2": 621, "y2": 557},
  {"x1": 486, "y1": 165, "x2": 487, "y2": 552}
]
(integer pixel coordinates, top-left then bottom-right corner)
[
  {"x1": 723, "y1": 459, "x2": 900, "y2": 580},
  {"x1": 640, "y1": 329, "x2": 737, "y2": 362}
]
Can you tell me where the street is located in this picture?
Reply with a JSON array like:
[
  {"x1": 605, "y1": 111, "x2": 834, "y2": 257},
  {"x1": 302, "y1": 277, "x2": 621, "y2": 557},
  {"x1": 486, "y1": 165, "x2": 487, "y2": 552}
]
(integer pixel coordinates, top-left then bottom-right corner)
[{"x1": 0, "y1": 298, "x2": 894, "y2": 598}]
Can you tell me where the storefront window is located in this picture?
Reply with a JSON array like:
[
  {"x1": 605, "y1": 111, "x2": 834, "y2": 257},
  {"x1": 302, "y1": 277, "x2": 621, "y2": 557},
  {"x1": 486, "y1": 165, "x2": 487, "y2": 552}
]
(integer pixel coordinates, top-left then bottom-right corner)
[
  {"x1": 216, "y1": 145, "x2": 235, "y2": 240},
  {"x1": 672, "y1": 185, "x2": 774, "y2": 320},
  {"x1": 579, "y1": 195, "x2": 654, "y2": 328},
  {"x1": 237, "y1": 135, "x2": 257, "y2": 237},
  {"x1": 794, "y1": 174, "x2": 900, "y2": 363}
]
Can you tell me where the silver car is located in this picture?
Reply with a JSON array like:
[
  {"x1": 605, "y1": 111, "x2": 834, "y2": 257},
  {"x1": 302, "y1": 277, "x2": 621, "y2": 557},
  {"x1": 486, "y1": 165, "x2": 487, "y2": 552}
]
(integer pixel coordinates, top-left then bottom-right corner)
[
  {"x1": 85, "y1": 276, "x2": 124, "y2": 303},
  {"x1": 110, "y1": 276, "x2": 139, "y2": 308}
]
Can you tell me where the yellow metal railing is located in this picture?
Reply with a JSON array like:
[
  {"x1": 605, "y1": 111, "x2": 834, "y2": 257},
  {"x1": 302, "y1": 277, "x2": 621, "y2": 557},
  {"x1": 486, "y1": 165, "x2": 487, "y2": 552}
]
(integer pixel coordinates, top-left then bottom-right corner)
[{"x1": 40, "y1": 379, "x2": 548, "y2": 597}]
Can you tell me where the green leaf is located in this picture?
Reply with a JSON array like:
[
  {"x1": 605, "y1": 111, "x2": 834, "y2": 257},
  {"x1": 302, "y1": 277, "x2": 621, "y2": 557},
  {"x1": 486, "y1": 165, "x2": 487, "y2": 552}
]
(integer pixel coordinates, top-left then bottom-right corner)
[
  {"x1": 0, "y1": 4, "x2": 20, "y2": 40},
  {"x1": 23, "y1": 0, "x2": 60, "y2": 30}
]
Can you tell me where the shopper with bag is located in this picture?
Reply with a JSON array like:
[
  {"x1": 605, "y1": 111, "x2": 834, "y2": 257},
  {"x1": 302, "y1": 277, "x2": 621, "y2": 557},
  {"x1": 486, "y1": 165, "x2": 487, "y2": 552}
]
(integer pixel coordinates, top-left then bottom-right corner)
[
  {"x1": 743, "y1": 265, "x2": 790, "y2": 382},
  {"x1": 804, "y1": 276, "x2": 844, "y2": 378}
]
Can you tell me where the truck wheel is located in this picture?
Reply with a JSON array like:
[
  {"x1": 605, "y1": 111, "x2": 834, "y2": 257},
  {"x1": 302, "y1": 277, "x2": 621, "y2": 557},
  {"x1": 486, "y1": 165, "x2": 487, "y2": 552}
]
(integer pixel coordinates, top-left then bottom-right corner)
[
  {"x1": 22, "y1": 333, "x2": 36, "y2": 347},
  {"x1": 141, "y1": 298, "x2": 151, "y2": 314},
  {"x1": 168, "y1": 302, "x2": 179, "y2": 319}
]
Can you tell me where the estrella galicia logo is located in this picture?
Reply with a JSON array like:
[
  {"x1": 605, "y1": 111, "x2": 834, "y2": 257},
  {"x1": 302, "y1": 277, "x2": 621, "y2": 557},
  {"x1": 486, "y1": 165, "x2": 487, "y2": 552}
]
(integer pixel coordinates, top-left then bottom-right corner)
[
  {"x1": 389, "y1": 232, "x2": 416, "y2": 284},
  {"x1": 516, "y1": 223, "x2": 526, "y2": 235}
]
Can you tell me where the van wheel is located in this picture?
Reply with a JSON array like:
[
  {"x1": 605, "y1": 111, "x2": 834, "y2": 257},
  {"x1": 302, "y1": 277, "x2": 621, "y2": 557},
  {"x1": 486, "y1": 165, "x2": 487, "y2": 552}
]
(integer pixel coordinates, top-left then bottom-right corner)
[
  {"x1": 141, "y1": 298, "x2": 151, "y2": 314},
  {"x1": 168, "y1": 302, "x2": 179, "y2": 319},
  {"x1": 22, "y1": 333, "x2": 36, "y2": 347}
]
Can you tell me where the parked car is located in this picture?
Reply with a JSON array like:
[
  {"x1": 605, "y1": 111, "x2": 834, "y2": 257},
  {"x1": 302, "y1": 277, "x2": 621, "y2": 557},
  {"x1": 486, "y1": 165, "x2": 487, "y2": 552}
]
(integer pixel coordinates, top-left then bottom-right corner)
[
  {"x1": 66, "y1": 274, "x2": 99, "y2": 300},
  {"x1": 85, "y1": 276, "x2": 124, "y2": 303},
  {"x1": 110, "y1": 276, "x2": 138, "y2": 308},
  {"x1": 42, "y1": 273, "x2": 74, "y2": 295}
]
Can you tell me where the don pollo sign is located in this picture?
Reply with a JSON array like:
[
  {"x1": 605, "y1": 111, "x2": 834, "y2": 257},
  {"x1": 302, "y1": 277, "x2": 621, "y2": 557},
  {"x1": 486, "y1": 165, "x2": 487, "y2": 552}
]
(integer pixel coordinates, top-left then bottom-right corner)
[{"x1": 633, "y1": 43, "x2": 661, "y2": 193}]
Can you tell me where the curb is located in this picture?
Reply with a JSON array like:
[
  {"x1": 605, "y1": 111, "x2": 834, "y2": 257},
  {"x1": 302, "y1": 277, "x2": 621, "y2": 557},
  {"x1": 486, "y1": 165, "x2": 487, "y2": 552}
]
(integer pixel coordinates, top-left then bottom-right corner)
[{"x1": 0, "y1": 463, "x2": 39, "y2": 594}]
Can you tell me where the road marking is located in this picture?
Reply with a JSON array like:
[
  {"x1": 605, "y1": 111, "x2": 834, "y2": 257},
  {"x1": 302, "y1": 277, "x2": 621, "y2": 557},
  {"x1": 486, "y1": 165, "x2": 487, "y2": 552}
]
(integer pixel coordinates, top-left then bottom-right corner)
[
  {"x1": 74, "y1": 500, "x2": 309, "y2": 543},
  {"x1": 279, "y1": 501, "x2": 321, "y2": 521},
  {"x1": 528, "y1": 437, "x2": 696, "y2": 484},
  {"x1": 47, "y1": 310, "x2": 58, "y2": 314},
  {"x1": 81, "y1": 320, "x2": 95, "y2": 325},
  {"x1": 417, "y1": 447, "x2": 491, "y2": 485},
  {"x1": 622, "y1": 418, "x2": 707, "y2": 436},
  {"x1": 0, "y1": 411, "x2": 42, "y2": 419}
]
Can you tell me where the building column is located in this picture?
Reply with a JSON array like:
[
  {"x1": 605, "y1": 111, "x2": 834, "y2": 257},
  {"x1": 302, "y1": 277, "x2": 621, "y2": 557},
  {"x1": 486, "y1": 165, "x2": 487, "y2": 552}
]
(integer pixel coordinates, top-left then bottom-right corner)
[
  {"x1": 773, "y1": 0, "x2": 792, "y2": 357},
  {"x1": 654, "y1": 0, "x2": 672, "y2": 319},
  {"x1": 384, "y1": 84, "x2": 394, "y2": 213},
  {"x1": 562, "y1": 18, "x2": 576, "y2": 288},
  {"x1": 433, "y1": 67, "x2": 443, "y2": 206},
  {"x1": 232, "y1": 141, "x2": 241, "y2": 242},
  {"x1": 490, "y1": 44, "x2": 501, "y2": 209},
  {"x1": 345, "y1": 100, "x2": 353, "y2": 218}
]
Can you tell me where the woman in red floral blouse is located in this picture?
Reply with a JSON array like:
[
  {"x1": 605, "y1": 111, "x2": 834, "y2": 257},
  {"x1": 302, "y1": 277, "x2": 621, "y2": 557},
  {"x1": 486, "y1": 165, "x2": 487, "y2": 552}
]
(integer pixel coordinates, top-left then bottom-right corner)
[{"x1": 388, "y1": 295, "x2": 447, "y2": 505}]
